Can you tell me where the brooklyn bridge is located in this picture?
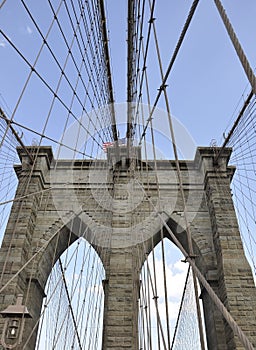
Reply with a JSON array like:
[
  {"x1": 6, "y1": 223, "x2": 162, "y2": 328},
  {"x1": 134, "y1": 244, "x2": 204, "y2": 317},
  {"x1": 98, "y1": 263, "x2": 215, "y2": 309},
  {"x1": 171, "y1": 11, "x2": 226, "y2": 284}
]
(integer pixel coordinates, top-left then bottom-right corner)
[{"x1": 0, "y1": 1, "x2": 255, "y2": 349}]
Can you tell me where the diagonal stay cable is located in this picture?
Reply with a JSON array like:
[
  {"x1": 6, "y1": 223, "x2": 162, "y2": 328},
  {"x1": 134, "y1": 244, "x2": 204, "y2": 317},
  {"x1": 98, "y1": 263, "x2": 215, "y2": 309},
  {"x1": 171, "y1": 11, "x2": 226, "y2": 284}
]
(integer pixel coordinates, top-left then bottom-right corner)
[
  {"x1": 58, "y1": 258, "x2": 83, "y2": 350},
  {"x1": 213, "y1": 0, "x2": 256, "y2": 94},
  {"x1": 170, "y1": 265, "x2": 190, "y2": 349},
  {"x1": 148, "y1": 3, "x2": 206, "y2": 347},
  {"x1": 135, "y1": 179, "x2": 255, "y2": 350},
  {"x1": 0, "y1": 113, "x2": 95, "y2": 158},
  {"x1": 214, "y1": 89, "x2": 254, "y2": 164},
  {"x1": 23, "y1": 0, "x2": 111, "y2": 143},
  {"x1": 0, "y1": 29, "x2": 106, "y2": 149},
  {"x1": 0, "y1": 108, "x2": 33, "y2": 163},
  {"x1": 139, "y1": 0, "x2": 200, "y2": 145}
]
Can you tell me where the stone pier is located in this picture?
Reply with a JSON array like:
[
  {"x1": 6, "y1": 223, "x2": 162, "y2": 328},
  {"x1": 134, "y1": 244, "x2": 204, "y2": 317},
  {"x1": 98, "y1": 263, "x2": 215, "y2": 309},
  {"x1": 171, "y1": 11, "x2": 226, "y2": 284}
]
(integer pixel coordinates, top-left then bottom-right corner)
[{"x1": 0, "y1": 146, "x2": 255, "y2": 349}]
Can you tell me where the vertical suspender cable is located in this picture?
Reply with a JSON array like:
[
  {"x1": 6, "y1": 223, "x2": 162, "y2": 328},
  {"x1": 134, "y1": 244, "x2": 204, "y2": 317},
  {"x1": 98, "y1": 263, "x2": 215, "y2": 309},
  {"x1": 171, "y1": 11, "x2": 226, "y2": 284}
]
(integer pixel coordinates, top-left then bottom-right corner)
[
  {"x1": 213, "y1": 0, "x2": 256, "y2": 94},
  {"x1": 149, "y1": 1, "x2": 205, "y2": 347},
  {"x1": 139, "y1": 0, "x2": 200, "y2": 145},
  {"x1": 98, "y1": 0, "x2": 118, "y2": 142}
]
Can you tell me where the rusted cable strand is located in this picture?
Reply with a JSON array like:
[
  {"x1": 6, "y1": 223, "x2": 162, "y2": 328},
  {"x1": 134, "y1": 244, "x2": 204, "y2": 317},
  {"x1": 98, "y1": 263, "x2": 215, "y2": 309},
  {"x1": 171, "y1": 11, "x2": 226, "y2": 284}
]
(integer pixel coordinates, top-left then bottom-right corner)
[
  {"x1": 139, "y1": 0, "x2": 200, "y2": 144},
  {"x1": 213, "y1": 0, "x2": 256, "y2": 94}
]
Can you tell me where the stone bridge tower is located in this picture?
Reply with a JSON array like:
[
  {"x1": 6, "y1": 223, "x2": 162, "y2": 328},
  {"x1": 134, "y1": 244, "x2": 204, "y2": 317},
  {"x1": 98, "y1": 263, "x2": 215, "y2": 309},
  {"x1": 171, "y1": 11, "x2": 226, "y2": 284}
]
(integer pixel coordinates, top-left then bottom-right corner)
[{"x1": 0, "y1": 146, "x2": 255, "y2": 349}]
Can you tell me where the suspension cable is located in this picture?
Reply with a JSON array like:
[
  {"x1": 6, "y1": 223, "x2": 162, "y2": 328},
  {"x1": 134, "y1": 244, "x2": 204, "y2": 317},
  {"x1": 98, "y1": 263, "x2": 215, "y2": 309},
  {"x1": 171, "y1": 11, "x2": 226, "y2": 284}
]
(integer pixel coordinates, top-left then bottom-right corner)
[
  {"x1": 59, "y1": 258, "x2": 83, "y2": 349},
  {"x1": 213, "y1": 0, "x2": 256, "y2": 94},
  {"x1": 137, "y1": 183, "x2": 255, "y2": 350},
  {"x1": 99, "y1": 0, "x2": 118, "y2": 141},
  {"x1": 214, "y1": 89, "x2": 254, "y2": 164},
  {"x1": 0, "y1": 108, "x2": 34, "y2": 163}
]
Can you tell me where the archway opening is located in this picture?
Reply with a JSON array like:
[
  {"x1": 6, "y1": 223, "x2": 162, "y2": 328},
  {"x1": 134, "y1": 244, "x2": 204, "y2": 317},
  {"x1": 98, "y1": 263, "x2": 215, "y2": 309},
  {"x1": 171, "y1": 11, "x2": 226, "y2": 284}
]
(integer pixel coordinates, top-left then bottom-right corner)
[
  {"x1": 138, "y1": 237, "x2": 207, "y2": 349},
  {"x1": 35, "y1": 237, "x2": 105, "y2": 350}
]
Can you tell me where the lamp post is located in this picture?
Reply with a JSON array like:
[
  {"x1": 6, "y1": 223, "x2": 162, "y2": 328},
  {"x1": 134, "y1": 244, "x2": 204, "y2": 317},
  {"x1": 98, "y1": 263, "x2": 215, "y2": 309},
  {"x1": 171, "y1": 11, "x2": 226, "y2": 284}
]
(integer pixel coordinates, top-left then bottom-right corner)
[{"x1": 0, "y1": 294, "x2": 32, "y2": 349}]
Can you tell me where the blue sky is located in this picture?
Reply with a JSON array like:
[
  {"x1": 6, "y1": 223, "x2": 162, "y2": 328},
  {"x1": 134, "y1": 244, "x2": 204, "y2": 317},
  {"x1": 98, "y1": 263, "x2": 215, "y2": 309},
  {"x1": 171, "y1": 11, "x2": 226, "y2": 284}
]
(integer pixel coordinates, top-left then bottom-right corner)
[
  {"x1": 0, "y1": 0, "x2": 255, "y2": 263},
  {"x1": 0, "y1": 1, "x2": 255, "y2": 151},
  {"x1": 1, "y1": 0, "x2": 255, "y2": 291},
  {"x1": 105, "y1": 0, "x2": 256, "y2": 145},
  {"x1": 0, "y1": 2, "x2": 255, "y2": 347}
]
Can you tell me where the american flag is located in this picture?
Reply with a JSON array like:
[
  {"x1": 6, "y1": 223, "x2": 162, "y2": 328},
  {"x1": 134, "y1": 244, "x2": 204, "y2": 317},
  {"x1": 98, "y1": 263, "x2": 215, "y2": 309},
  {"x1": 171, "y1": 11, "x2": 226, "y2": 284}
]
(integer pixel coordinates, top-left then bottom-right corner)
[
  {"x1": 103, "y1": 138, "x2": 126, "y2": 152},
  {"x1": 102, "y1": 141, "x2": 114, "y2": 152}
]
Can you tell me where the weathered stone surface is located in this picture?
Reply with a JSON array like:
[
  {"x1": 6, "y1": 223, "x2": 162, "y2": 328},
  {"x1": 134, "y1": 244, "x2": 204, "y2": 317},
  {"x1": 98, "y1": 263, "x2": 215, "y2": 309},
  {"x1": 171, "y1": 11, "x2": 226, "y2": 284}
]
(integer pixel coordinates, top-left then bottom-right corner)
[{"x1": 0, "y1": 146, "x2": 255, "y2": 349}]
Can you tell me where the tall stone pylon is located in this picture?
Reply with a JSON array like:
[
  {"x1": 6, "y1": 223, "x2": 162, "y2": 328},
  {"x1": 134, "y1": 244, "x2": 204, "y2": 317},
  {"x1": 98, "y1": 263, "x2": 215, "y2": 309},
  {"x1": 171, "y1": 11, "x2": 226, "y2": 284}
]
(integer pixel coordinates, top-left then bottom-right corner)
[{"x1": 0, "y1": 146, "x2": 255, "y2": 349}]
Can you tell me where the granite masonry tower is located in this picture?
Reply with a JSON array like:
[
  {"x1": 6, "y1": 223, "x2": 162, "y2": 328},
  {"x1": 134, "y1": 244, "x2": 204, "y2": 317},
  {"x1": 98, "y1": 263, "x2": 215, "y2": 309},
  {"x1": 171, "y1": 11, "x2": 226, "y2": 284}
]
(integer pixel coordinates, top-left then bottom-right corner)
[{"x1": 0, "y1": 145, "x2": 255, "y2": 349}]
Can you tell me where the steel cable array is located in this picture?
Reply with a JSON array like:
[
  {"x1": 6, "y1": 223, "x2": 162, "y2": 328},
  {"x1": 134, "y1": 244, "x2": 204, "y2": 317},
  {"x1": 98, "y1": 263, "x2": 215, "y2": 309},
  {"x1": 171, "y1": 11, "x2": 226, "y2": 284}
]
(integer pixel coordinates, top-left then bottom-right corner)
[
  {"x1": 0, "y1": 0, "x2": 255, "y2": 349},
  {"x1": 224, "y1": 94, "x2": 256, "y2": 276}
]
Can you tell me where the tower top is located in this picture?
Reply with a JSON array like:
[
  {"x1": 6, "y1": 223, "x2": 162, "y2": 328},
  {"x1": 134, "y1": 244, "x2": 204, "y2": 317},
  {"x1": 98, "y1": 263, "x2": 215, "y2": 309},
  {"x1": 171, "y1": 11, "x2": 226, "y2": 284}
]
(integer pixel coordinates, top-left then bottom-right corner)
[{"x1": 106, "y1": 145, "x2": 141, "y2": 168}]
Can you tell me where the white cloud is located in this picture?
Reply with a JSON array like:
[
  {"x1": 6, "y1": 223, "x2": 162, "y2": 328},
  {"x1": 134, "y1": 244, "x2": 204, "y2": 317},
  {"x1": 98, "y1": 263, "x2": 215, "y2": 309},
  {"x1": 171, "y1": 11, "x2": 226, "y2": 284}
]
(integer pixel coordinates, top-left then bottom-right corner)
[
  {"x1": 145, "y1": 255, "x2": 188, "y2": 301},
  {"x1": 26, "y1": 25, "x2": 33, "y2": 35},
  {"x1": 167, "y1": 260, "x2": 188, "y2": 298},
  {"x1": 0, "y1": 40, "x2": 6, "y2": 48},
  {"x1": 139, "y1": 253, "x2": 192, "y2": 347},
  {"x1": 19, "y1": 25, "x2": 33, "y2": 36}
]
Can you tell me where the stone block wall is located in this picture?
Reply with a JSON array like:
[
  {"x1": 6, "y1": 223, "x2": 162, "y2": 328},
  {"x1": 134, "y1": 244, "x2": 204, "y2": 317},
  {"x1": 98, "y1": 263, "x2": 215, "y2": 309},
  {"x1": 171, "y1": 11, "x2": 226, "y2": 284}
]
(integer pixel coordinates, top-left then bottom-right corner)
[{"x1": 0, "y1": 146, "x2": 255, "y2": 349}]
